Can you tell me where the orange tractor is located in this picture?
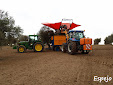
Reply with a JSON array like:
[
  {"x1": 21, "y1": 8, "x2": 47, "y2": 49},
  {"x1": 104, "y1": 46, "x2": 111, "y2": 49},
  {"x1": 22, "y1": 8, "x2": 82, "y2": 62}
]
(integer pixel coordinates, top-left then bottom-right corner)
[{"x1": 42, "y1": 19, "x2": 92, "y2": 54}]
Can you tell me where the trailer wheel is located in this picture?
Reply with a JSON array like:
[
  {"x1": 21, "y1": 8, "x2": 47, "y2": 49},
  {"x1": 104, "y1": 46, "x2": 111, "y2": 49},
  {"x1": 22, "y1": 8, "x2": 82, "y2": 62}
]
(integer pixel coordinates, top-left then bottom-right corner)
[
  {"x1": 55, "y1": 46, "x2": 60, "y2": 51},
  {"x1": 17, "y1": 45, "x2": 26, "y2": 53},
  {"x1": 61, "y1": 43, "x2": 66, "y2": 53},
  {"x1": 68, "y1": 41, "x2": 77, "y2": 55},
  {"x1": 33, "y1": 43, "x2": 44, "y2": 52}
]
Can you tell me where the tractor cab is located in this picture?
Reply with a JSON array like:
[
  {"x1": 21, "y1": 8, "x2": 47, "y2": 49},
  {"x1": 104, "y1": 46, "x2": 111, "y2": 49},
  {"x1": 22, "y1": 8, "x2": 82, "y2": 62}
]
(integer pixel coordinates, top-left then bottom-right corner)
[
  {"x1": 28, "y1": 35, "x2": 41, "y2": 47},
  {"x1": 68, "y1": 30, "x2": 85, "y2": 41},
  {"x1": 29, "y1": 35, "x2": 39, "y2": 42}
]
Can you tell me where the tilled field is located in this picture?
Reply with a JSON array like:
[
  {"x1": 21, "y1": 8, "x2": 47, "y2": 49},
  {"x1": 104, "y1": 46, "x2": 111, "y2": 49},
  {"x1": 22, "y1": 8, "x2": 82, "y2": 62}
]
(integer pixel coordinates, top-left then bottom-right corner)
[{"x1": 0, "y1": 45, "x2": 113, "y2": 85}]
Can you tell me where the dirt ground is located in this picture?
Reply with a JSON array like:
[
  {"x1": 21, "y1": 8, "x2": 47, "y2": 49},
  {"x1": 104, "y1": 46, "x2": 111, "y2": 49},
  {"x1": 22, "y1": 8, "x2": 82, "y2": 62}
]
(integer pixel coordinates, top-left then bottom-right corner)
[{"x1": 0, "y1": 45, "x2": 113, "y2": 85}]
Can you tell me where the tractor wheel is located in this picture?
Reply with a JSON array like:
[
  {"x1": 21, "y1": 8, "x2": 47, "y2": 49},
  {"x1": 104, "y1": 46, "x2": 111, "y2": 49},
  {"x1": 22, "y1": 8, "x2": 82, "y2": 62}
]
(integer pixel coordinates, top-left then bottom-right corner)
[
  {"x1": 17, "y1": 45, "x2": 26, "y2": 53},
  {"x1": 55, "y1": 46, "x2": 60, "y2": 51},
  {"x1": 68, "y1": 41, "x2": 77, "y2": 55},
  {"x1": 33, "y1": 42, "x2": 44, "y2": 52},
  {"x1": 61, "y1": 43, "x2": 66, "y2": 53}
]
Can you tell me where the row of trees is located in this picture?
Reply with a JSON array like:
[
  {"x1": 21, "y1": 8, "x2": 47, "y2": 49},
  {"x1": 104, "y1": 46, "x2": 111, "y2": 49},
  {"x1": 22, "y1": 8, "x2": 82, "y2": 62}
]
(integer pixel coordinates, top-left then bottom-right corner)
[
  {"x1": 0, "y1": 10, "x2": 23, "y2": 47},
  {"x1": 94, "y1": 38, "x2": 101, "y2": 45},
  {"x1": 94, "y1": 34, "x2": 113, "y2": 45},
  {"x1": 104, "y1": 34, "x2": 113, "y2": 44}
]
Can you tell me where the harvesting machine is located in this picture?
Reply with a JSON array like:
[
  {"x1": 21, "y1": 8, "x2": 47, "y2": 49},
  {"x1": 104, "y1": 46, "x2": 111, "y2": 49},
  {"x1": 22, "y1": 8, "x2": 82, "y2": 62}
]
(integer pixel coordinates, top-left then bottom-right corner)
[{"x1": 42, "y1": 19, "x2": 92, "y2": 54}]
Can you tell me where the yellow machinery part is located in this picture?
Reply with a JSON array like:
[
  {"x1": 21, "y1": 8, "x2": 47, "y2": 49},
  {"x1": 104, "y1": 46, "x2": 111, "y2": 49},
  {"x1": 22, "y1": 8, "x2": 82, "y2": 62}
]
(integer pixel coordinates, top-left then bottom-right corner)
[
  {"x1": 35, "y1": 44, "x2": 42, "y2": 51},
  {"x1": 19, "y1": 47, "x2": 24, "y2": 52}
]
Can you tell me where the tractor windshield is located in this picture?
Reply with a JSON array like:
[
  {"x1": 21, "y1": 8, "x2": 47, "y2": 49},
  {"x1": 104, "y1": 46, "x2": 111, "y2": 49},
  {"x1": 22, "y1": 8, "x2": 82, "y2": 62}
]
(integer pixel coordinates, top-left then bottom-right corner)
[
  {"x1": 69, "y1": 32, "x2": 84, "y2": 40},
  {"x1": 73, "y1": 32, "x2": 84, "y2": 40},
  {"x1": 29, "y1": 36, "x2": 38, "y2": 41}
]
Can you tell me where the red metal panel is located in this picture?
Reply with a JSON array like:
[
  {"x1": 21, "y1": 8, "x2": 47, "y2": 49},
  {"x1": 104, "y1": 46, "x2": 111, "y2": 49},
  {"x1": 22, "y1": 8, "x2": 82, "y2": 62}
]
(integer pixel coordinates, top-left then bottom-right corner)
[
  {"x1": 42, "y1": 22, "x2": 61, "y2": 30},
  {"x1": 69, "y1": 22, "x2": 81, "y2": 30},
  {"x1": 42, "y1": 22, "x2": 81, "y2": 30}
]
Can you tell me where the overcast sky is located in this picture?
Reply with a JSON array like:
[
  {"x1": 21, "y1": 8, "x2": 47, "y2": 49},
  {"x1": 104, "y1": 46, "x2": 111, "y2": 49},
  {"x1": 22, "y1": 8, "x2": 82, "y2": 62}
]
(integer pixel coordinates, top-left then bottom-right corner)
[{"x1": 1, "y1": 0, "x2": 113, "y2": 44}]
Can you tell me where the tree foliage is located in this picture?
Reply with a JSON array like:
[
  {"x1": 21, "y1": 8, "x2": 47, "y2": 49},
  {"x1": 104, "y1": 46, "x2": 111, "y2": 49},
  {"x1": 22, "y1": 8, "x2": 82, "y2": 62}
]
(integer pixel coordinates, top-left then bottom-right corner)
[
  {"x1": 19, "y1": 35, "x2": 28, "y2": 41},
  {"x1": 104, "y1": 34, "x2": 113, "y2": 44},
  {"x1": 0, "y1": 10, "x2": 23, "y2": 46},
  {"x1": 94, "y1": 38, "x2": 101, "y2": 45},
  {"x1": 0, "y1": 30, "x2": 5, "y2": 47},
  {"x1": 38, "y1": 26, "x2": 54, "y2": 48}
]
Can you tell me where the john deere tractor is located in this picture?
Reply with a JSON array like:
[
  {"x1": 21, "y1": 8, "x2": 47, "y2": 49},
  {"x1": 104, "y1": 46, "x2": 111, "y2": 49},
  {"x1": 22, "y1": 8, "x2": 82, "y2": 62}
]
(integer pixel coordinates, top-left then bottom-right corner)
[{"x1": 13, "y1": 35, "x2": 44, "y2": 53}]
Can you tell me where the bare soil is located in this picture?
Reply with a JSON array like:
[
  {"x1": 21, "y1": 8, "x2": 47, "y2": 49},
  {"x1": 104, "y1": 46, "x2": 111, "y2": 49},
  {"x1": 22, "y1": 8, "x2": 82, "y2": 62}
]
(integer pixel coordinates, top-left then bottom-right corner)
[{"x1": 0, "y1": 45, "x2": 113, "y2": 85}]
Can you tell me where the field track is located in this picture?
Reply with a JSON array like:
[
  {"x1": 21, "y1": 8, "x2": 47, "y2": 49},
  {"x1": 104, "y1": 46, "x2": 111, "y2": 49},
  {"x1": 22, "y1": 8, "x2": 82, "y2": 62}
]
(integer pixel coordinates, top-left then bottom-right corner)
[{"x1": 0, "y1": 45, "x2": 113, "y2": 85}]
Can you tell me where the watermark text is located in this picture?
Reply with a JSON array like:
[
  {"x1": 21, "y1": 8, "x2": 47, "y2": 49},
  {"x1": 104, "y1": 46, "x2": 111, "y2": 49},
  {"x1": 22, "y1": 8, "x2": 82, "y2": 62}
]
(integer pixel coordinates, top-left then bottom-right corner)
[{"x1": 94, "y1": 75, "x2": 112, "y2": 83}]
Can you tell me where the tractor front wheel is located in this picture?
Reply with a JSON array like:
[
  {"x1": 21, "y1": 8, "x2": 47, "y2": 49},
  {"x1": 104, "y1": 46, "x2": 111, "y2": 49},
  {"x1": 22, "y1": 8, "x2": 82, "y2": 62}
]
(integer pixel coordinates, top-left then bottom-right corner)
[
  {"x1": 17, "y1": 45, "x2": 26, "y2": 53},
  {"x1": 33, "y1": 43, "x2": 44, "y2": 52},
  {"x1": 68, "y1": 41, "x2": 77, "y2": 55}
]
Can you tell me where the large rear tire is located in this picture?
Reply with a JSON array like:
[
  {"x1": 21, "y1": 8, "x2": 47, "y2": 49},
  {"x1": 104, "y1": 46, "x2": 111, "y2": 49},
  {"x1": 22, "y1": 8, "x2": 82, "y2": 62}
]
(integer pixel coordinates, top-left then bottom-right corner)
[
  {"x1": 33, "y1": 42, "x2": 44, "y2": 52},
  {"x1": 68, "y1": 41, "x2": 77, "y2": 55},
  {"x1": 17, "y1": 45, "x2": 26, "y2": 53},
  {"x1": 61, "y1": 43, "x2": 66, "y2": 53}
]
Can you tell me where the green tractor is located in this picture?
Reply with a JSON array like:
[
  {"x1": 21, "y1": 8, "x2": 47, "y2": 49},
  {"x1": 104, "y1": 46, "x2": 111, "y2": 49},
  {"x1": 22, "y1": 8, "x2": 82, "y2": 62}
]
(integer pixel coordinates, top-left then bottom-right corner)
[{"x1": 13, "y1": 35, "x2": 44, "y2": 53}]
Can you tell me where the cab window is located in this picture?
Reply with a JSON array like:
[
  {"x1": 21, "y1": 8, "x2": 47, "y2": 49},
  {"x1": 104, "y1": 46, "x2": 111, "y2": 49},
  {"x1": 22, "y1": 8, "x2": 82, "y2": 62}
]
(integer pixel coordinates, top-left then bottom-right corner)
[{"x1": 29, "y1": 36, "x2": 38, "y2": 41}]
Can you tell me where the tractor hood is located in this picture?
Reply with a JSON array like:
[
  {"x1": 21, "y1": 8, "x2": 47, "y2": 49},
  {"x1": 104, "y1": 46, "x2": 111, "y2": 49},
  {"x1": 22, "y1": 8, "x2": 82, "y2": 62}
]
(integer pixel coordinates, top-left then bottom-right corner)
[{"x1": 18, "y1": 41, "x2": 29, "y2": 44}]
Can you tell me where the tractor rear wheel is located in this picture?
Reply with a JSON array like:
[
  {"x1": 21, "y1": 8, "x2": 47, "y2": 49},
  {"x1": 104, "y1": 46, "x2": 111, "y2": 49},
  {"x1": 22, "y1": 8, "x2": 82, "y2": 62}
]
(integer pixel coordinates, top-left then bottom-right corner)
[
  {"x1": 17, "y1": 45, "x2": 26, "y2": 53},
  {"x1": 68, "y1": 41, "x2": 77, "y2": 55},
  {"x1": 33, "y1": 42, "x2": 44, "y2": 52},
  {"x1": 61, "y1": 43, "x2": 66, "y2": 53}
]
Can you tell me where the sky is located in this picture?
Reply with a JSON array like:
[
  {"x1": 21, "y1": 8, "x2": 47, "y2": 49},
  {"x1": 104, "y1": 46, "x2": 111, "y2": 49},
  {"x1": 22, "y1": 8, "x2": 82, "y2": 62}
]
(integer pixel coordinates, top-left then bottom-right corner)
[{"x1": 0, "y1": 0, "x2": 113, "y2": 44}]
